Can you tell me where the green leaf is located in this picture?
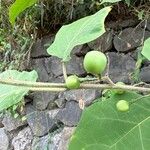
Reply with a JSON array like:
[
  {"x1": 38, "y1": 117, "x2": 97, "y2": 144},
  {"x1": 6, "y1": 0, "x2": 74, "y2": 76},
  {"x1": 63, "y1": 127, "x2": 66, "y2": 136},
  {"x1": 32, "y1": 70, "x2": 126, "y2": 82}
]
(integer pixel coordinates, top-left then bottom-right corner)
[
  {"x1": 141, "y1": 38, "x2": 150, "y2": 60},
  {"x1": 0, "y1": 70, "x2": 38, "y2": 112},
  {"x1": 124, "y1": 0, "x2": 130, "y2": 6},
  {"x1": 69, "y1": 92, "x2": 150, "y2": 150},
  {"x1": 9, "y1": 0, "x2": 37, "y2": 25},
  {"x1": 100, "y1": 0, "x2": 121, "y2": 4},
  {"x1": 47, "y1": 7, "x2": 111, "y2": 62}
]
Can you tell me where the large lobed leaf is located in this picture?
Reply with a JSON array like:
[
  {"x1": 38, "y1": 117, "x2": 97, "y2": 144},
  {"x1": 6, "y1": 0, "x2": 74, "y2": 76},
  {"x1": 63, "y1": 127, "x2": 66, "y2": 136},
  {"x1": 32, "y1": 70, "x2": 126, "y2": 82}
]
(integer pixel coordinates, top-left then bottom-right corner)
[
  {"x1": 47, "y1": 7, "x2": 111, "y2": 62},
  {"x1": 0, "y1": 70, "x2": 38, "y2": 111},
  {"x1": 141, "y1": 38, "x2": 150, "y2": 61},
  {"x1": 69, "y1": 91, "x2": 150, "y2": 150},
  {"x1": 9, "y1": 0, "x2": 37, "y2": 25}
]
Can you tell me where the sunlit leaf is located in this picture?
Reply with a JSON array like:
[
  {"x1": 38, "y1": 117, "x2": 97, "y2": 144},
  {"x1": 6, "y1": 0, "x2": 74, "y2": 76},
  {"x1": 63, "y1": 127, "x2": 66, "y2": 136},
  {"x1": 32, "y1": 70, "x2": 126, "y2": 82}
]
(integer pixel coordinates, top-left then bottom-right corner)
[
  {"x1": 9, "y1": 0, "x2": 37, "y2": 25},
  {"x1": 69, "y1": 91, "x2": 150, "y2": 150},
  {"x1": 47, "y1": 7, "x2": 111, "y2": 62},
  {"x1": 141, "y1": 38, "x2": 150, "y2": 60},
  {"x1": 0, "y1": 70, "x2": 38, "y2": 111}
]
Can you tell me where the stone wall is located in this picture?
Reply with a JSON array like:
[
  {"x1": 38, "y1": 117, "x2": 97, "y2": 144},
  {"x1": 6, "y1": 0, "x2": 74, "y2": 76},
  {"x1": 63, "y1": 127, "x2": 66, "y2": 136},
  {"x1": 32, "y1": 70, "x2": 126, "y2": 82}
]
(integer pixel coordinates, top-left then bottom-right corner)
[{"x1": 0, "y1": 18, "x2": 150, "y2": 150}]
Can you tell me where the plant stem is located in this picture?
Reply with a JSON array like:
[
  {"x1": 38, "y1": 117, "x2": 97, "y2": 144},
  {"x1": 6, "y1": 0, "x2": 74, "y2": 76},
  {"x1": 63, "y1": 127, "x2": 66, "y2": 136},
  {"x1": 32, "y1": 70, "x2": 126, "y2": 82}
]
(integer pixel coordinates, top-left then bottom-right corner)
[
  {"x1": 62, "y1": 62, "x2": 67, "y2": 81},
  {"x1": 1, "y1": 79, "x2": 150, "y2": 92}
]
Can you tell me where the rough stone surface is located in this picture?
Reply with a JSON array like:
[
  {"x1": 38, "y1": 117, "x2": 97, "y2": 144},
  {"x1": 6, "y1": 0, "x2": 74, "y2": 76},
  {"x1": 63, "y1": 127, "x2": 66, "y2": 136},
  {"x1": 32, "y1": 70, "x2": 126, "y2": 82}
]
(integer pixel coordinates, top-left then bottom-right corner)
[
  {"x1": 55, "y1": 98, "x2": 66, "y2": 108},
  {"x1": 88, "y1": 31, "x2": 113, "y2": 52},
  {"x1": 33, "y1": 91, "x2": 58, "y2": 110},
  {"x1": 140, "y1": 66, "x2": 150, "y2": 83},
  {"x1": 57, "y1": 127, "x2": 75, "y2": 150},
  {"x1": 2, "y1": 113, "x2": 26, "y2": 132},
  {"x1": 0, "y1": 128, "x2": 9, "y2": 150},
  {"x1": 31, "y1": 58, "x2": 50, "y2": 82},
  {"x1": 113, "y1": 27, "x2": 150, "y2": 52},
  {"x1": 32, "y1": 129, "x2": 62, "y2": 150},
  {"x1": 106, "y1": 18, "x2": 139, "y2": 29},
  {"x1": 12, "y1": 127, "x2": 33, "y2": 150},
  {"x1": 27, "y1": 111, "x2": 56, "y2": 136},
  {"x1": 31, "y1": 35, "x2": 55, "y2": 58},
  {"x1": 45, "y1": 56, "x2": 85, "y2": 77},
  {"x1": 60, "y1": 89, "x2": 101, "y2": 106},
  {"x1": 107, "y1": 52, "x2": 136, "y2": 83},
  {"x1": 56, "y1": 101, "x2": 82, "y2": 126},
  {"x1": 72, "y1": 44, "x2": 91, "y2": 56}
]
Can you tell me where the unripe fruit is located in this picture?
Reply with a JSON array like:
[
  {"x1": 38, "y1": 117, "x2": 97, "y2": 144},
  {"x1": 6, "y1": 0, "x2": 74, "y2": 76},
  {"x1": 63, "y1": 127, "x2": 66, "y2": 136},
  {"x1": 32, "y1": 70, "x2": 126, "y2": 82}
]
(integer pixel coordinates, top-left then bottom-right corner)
[
  {"x1": 114, "y1": 82, "x2": 125, "y2": 94},
  {"x1": 66, "y1": 75, "x2": 80, "y2": 89},
  {"x1": 116, "y1": 100, "x2": 129, "y2": 112},
  {"x1": 83, "y1": 51, "x2": 107, "y2": 75}
]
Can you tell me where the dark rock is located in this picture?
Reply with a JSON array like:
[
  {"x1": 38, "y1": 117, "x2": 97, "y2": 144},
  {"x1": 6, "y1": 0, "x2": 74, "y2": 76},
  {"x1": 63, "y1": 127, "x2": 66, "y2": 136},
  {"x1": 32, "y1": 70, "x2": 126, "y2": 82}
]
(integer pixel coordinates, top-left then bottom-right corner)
[
  {"x1": 0, "y1": 128, "x2": 9, "y2": 150},
  {"x1": 71, "y1": 45, "x2": 83, "y2": 55},
  {"x1": 72, "y1": 44, "x2": 91, "y2": 57},
  {"x1": 106, "y1": 18, "x2": 139, "y2": 29},
  {"x1": 31, "y1": 58, "x2": 50, "y2": 82},
  {"x1": 45, "y1": 56, "x2": 85, "y2": 77},
  {"x1": 113, "y1": 27, "x2": 150, "y2": 52},
  {"x1": 31, "y1": 35, "x2": 54, "y2": 58},
  {"x1": 88, "y1": 31, "x2": 113, "y2": 52},
  {"x1": 2, "y1": 113, "x2": 27, "y2": 132},
  {"x1": 107, "y1": 52, "x2": 136, "y2": 83},
  {"x1": 27, "y1": 111, "x2": 56, "y2": 136},
  {"x1": 140, "y1": 66, "x2": 150, "y2": 83},
  {"x1": 60, "y1": 89, "x2": 101, "y2": 106},
  {"x1": 33, "y1": 92, "x2": 58, "y2": 110},
  {"x1": 57, "y1": 127, "x2": 75, "y2": 150},
  {"x1": 12, "y1": 127, "x2": 33, "y2": 150},
  {"x1": 56, "y1": 101, "x2": 82, "y2": 126}
]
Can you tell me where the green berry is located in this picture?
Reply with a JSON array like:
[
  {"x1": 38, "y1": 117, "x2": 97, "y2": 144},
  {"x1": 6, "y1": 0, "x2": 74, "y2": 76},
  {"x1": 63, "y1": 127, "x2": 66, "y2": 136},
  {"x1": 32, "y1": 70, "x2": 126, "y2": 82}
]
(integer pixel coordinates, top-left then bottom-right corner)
[
  {"x1": 66, "y1": 75, "x2": 80, "y2": 89},
  {"x1": 114, "y1": 82, "x2": 125, "y2": 94},
  {"x1": 116, "y1": 100, "x2": 129, "y2": 112},
  {"x1": 83, "y1": 51, "x2": 107, "y2": 75}
]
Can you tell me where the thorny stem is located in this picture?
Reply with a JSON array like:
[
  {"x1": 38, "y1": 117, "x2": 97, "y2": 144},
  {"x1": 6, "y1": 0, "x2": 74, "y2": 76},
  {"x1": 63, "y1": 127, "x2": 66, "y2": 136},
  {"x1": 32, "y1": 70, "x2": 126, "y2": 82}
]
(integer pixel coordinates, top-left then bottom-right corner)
[{"x1": 1, "y1": 78, "x2": 150, "y2": 92}]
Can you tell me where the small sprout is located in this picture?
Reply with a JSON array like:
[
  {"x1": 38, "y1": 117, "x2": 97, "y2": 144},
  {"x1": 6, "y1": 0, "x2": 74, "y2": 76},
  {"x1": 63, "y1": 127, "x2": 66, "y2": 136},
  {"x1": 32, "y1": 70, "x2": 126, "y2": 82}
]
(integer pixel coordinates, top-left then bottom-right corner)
[{"x1": 116, "y1": 100, "x2": 129, "y2": 112}]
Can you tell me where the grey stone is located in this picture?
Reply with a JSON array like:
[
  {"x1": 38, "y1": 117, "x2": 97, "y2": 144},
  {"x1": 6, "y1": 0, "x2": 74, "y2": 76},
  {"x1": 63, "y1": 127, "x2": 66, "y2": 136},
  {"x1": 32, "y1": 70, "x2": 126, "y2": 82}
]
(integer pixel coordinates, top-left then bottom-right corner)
[
  {"x1": 31, "y1": 35, "x2": 55, "y2": 58},
  {"x1": 60, "y1": 89, "x2": 101, "y2": 106},
  {"x1": 57, "y1": 127, "x2": 75, "y2": 150},
  {"x1": 55, "y1": 98, "x2": 66, "y2": 108},
  {"x1": 32, "y1": 134, "x2": 51, "y2": 150},
  {"x1": 0, "y1": 128, "x2": 9, "y2": 150},
  {"x1": 32, "y1": 129, "x2": 62, "y2": 150},
  {"x1": 33, "y1": 92, "x2": 58, "y2": 110},
  {"x1": 56, "y1": 101, "x2": 82, "y2": 126},
  {"x1": 140, "y1": 66, "x2": 150, "y2": 83},
  {"x1": 88, "y1": 31, "x2": 113, "y2": 52},
  {"x1": 2, "y1": 113, "x2": 26, "y2": 132},
  {"x1": 31, "y1": 58, "x2": 50, "y2": 82},
  {"x1": 12, "y1": 127, "x2": 33, "y2": 150},
  {"x1": 27, "y1": 111, "x2": 56, "y2": 136},
  {"x1": 45, "y1": 56, "x2": 85, "y2": 77},
  {"x1": 113, "y1": 27, "x2": 150, "y2": 52},
  {"x1": 107, "y1": 52, "x2": 136, "y2": 83}
]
